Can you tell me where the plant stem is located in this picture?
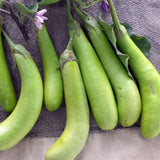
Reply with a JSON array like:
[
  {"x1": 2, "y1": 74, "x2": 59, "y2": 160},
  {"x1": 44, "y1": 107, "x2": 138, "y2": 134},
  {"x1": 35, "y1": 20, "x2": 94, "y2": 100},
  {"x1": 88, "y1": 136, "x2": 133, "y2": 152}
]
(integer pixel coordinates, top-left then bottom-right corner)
[
  {"x1": 72, "y1": 0, "x2": 84, "y2": 6},
  {"x1": 107, "y1": 0, "x2": 121, "y2": 31},
  {"x1": 66, "y1": 0, "x2": 73, "y2": 22},
  {"x1": 107, "y1": 0, "x2": 126, "y2": 37},
  {"x1": 72, "y1": 3, "x2": 86, "y2": 21},
  {"x1": 66, "y1": 0, "x2": 81, "y2": 38}
]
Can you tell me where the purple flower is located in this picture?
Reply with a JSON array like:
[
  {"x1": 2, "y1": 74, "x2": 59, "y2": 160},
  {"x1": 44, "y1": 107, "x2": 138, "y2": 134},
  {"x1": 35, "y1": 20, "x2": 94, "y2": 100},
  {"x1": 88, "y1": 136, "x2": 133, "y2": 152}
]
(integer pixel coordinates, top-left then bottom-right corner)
[
  {"x1": 101, "y1": 0, "x2": 109, "y2": 12},
  {"x1": 34, "y1": 9, "x2": 48, "y2": 30}
]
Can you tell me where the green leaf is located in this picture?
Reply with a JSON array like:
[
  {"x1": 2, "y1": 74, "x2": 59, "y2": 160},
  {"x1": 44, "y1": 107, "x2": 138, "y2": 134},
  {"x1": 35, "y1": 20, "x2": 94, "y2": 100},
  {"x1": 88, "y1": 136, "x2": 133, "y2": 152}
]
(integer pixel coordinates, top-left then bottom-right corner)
[
  {"x1": 121, "y1": 23, "x2": 151, "y2": 57},
  {"x1": 28, "y1": 3, "x2": 39, "y2": 13},
  {"x1": 131, "y1": 35, "x2": 151, "y2": 57},
  {"x1": 16, "y1": 2, "x2": 36, "y2": 15},
  {"x1": 121, "y1": 23, "x2": 133, "y2": 37}
]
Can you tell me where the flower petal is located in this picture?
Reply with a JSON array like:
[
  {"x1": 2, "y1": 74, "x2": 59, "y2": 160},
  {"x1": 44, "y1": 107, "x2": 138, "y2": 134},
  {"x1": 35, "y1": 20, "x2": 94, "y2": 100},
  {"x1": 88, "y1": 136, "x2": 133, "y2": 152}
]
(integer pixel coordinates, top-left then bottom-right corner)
[
  {"x1": 36, "y1": 16, "x2": 44, "y2": 23},
  {"x1": 102, "y1": 0, "x2": 110, "y2": 12},
  {"x1": 35, "y1": 9, "x2": 47, "y2": 16},
  {"x1": 34, "y1": 9, "x2": 48, "y2": 30},
  {"x1": 41, "y1": 16, "x2": 48, "y2": 21},
  {"x1": 35, "y1": 20, "x2": 43, "y2": 30}
]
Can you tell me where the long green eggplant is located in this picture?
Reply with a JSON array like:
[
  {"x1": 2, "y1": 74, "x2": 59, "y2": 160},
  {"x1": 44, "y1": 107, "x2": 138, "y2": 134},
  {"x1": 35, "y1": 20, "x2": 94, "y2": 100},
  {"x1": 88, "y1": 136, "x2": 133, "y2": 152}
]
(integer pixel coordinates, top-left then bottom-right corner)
[
  {"x1": 73, "y1": 5, "x2": 141, "y2": 127},
  {"x1": 108, "y1": 0, "x2": 160, "y2": 138},
  {"x1": 66, "y1": 3, "x2": 118, "y2": 130},
  {"x1": 45, "y1": 40, "x2": 89, "y2": 160},
  {"x1": 0, "y1": 31, "x2": 43, "y2": 150}
]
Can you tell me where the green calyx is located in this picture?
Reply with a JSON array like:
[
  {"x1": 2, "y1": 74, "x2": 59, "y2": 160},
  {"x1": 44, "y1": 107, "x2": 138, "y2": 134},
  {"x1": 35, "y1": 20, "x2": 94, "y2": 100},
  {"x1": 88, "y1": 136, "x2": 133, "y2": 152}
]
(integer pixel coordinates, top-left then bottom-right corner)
[
  {"x1": 12, "y1": 44, "x2": 31, "y2": 57},
  {"x1": 72, "y1": 3, "x2": 100, "y2": 33},
  {"x1": 59, "y1": 49, "x2": 78, "y2": 70},
  {"x1": 66, "y1": 1, "x2": 81, "y2": 36},
  {"x1": 60, "y1": 35, "x2": 78, "y2": 70},
  {"x1": 68, "y1": 19, "x2": 81, "y2": 37},
  {"x1": 114, "y1": 24, "x2": 127, "y2": 39},
  {"x1": 63, "y1": 1, "x2": 79, "y2": 69}
]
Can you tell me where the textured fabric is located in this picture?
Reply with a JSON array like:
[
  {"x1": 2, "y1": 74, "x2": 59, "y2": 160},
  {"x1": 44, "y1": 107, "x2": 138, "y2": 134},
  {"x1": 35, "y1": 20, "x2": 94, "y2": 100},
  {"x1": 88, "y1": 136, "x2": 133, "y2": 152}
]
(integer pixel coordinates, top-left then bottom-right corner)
[
  {"x1": 1, "y1": 128, "x2": 160, "y2": 160},
  {"x1": 0, "y1": 0, "x2": 159, "y2": 137}
]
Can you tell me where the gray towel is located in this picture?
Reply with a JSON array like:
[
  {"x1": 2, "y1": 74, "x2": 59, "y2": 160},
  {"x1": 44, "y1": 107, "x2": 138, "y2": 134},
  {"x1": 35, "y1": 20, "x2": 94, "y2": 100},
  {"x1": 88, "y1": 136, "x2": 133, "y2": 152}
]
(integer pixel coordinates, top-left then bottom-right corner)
[{"x1": 0, "y1": 0, "x2": 159, "y2": 137}]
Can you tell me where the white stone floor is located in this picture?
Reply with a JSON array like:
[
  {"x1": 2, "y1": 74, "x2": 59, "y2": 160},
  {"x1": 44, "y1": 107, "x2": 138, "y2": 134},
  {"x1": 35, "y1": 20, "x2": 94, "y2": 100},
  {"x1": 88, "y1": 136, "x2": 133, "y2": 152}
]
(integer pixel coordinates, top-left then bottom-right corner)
[{"x1": 0, "y1": 127, "x2": 160, "y2": 160}]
